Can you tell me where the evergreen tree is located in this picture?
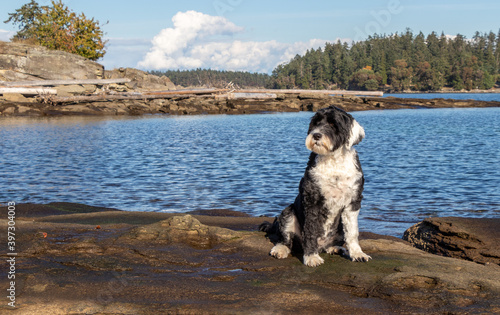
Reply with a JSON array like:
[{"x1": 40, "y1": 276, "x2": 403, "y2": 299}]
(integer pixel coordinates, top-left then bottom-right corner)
[
  {"x1": 151, "y1": 69, "x2": 271, "y2": 89},
  {"x1": 349, "y1": 68, "x2": 382, "y2": 91},
  {"x1": 389, "y1": 59, "x2": 413, "y2": 91},
  {"x1": 268, "y1": 29, "x2": 500, "y2": 91}
]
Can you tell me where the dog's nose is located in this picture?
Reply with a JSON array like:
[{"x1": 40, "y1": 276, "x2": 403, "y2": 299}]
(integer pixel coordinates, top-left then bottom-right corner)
[{"x1": 312, "y1": 133, "x2": 322, "y2": 141}]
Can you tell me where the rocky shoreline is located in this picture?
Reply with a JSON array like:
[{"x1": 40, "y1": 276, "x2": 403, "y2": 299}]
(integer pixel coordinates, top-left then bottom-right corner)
[
  {"x1": 1, "y1": 203, "x2": 499, "y2": 314},
  {"x1": 1, "y1": 41, "x2": 499, "y2": 117},
  {"x1": 1, "y1": 93, "x2": 499, "y2": 117}
]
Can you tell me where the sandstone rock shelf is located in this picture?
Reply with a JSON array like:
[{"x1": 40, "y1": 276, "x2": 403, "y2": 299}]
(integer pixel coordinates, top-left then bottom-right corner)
[
  {"x1": 2, "y1": 41, "x2": 499, "y2": 117},
  {"x1": 1, "y1": 202, "x2": 499, "y2": 314},
  {"x1": 1, "y1": 92, "x2": 499, "y2": 117}
]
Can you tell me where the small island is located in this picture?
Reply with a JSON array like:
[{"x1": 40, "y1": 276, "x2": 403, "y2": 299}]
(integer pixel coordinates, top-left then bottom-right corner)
[{"x1": 1, "y1": 41, "x2": 499, "y2": 117}]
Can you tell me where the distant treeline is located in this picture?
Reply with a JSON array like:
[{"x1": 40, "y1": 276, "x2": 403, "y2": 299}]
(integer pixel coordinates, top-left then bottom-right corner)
[
  {"x1": 268, "y1": 29, "x2": 500, "y2": 91},
  {"x1": 152, "y1": 30, "x2": 500, "y2": 92},
  {"x1": 149, "y1": 69, "x2": 270, "y2": 88}
]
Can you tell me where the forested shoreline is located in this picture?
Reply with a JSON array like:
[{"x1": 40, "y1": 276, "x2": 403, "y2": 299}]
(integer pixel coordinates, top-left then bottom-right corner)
[
  {"x1": 149, "y1": 69, "x2": 270, "y2": 89},
  {"x1": 152, "y1": 30, "x2": 500, "y2": 92},
  {"x1": 268, "y1": 29, "x2": 500, "y2": 92}
]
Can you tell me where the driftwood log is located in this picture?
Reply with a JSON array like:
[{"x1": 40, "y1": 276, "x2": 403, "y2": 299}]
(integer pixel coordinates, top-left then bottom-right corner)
[
  {"x1": 0, "y1": 78, "x2": 131, "y2": 87},
  {"x1": 0, "y1": 87, "x2": 58, "y2": 95}
]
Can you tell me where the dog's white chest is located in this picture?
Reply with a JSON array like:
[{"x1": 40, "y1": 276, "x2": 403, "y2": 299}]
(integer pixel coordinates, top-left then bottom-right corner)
[{"x1": 310, "y1": 150, "x2": 361, "y2": 207}]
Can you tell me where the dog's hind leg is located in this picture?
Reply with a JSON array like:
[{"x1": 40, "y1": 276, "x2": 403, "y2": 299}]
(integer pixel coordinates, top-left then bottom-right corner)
[
  {"x1": 270, "y1": 243, "x2": 291, "y2": 259},
  {"x1": 270, "y1": 205, "x2": 298, "y2": 259},
  {"x1": 325, "y1": 235, "x2": 347, "y2": 256},
  {"x1": 325, "y1": 245, "x2": 347, "y2": 256},
  {"x1": 325, "y1": 223, "x2": 347, "y2": 256}
]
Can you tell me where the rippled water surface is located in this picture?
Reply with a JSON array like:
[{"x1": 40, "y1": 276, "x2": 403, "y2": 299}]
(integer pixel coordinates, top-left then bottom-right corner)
[{"x1": 1, "y1": 107, "x2": 499, "y2": 236}]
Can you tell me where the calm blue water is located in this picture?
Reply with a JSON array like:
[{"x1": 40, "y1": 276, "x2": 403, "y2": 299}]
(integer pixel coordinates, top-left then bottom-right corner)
[{"x1": 1, "y1": 105, "x2": 499, "y2": 236}]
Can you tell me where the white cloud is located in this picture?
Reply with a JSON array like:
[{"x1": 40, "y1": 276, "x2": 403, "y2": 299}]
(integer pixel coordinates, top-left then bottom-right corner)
[
  {"x1": 137, "y1": 11, "x2": 337, "y2": 73},
  {"x1": 100, "y1": 37, "x2": 151, "y2": 70},
  {"x1": 138, "y1": 10, "x2": 244, "y2": 70},
  {"x1": 0, "y1": 29, "x2": 15, "y2": 42}
]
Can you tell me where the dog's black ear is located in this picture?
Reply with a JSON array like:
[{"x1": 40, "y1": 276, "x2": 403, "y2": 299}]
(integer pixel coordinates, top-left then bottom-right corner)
[{"x1": 347, "y1": 119, "x2": 365, "y2": 148}]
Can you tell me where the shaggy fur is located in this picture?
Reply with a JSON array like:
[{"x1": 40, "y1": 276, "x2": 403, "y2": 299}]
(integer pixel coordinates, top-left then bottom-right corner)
[{"x1": 261, "y1": 106, "x2": 371, "y2": 267}]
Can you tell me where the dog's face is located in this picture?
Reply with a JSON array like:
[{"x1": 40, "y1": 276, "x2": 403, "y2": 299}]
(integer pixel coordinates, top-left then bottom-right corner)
[{"x1": 305, "y1": 106, "x2": 365, "y2": 155}]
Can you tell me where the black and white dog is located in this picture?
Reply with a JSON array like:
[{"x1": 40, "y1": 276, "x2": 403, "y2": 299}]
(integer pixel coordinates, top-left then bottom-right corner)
[{"x1": 261, "y1": 106, "x2": 371, "y2": 267}]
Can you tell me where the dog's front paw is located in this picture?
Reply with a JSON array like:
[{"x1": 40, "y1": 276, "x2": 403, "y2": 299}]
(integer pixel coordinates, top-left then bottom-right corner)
[
  {"x1": 303, "y1": 254, "x2": 324, "y2": 267},
  {"x1": 270, "y1": 244, "x2": 291, "y2": 259},
  {"x1": 348, "y1": 250, "x2": 372, "y2": 262}
]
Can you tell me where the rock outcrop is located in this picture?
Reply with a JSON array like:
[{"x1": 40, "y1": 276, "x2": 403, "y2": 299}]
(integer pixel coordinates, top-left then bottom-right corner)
[
  {"x1": 1, "y1": 41, "x2": 500, "y2": 117},
  {"x1": 0, "y1": 41, "x2": 104, "y2": 81},
  {"x1": 125, "y1": 215, "x2": 240, "y2": 248},
  {"x1": 403, "y1": 217, "x2": 500, "y2": 266},
  {"x1": 0, "y1": 41, "x2": 176, "y2": 111},
  {"x1": 1, "y1": 92, "x2": 499, "y2": 117},
  {"x1": 3, "y1": 203, "x2": 500, "y2": 314},
  {"x1": 105, "y1": 67, "x2": 175, "y2": 91}
]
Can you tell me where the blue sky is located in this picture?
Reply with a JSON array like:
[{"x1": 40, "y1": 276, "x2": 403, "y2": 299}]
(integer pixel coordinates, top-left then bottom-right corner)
[{"x1": 1, "y1": 0, "x2": 499, "y2": 73}]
